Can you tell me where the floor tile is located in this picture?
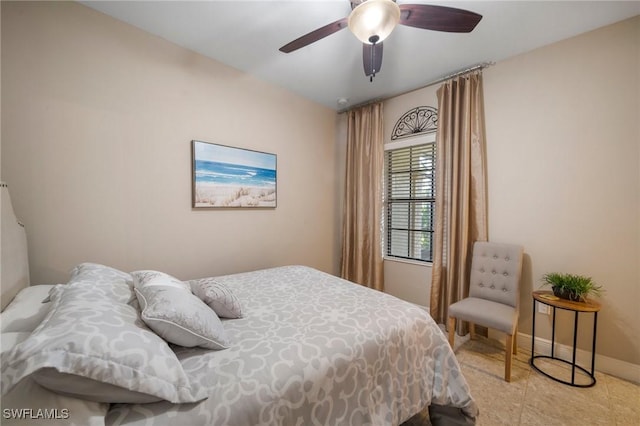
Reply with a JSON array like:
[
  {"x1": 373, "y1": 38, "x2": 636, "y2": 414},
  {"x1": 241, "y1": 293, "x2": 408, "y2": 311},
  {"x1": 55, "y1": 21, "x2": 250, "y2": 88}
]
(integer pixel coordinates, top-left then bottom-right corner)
[
  {"x1": 604, "y1": 374, "x2": 640, "y2": 426},
  {"x1": 453, "y1": 337, "x2": 639, "y2": 426}
]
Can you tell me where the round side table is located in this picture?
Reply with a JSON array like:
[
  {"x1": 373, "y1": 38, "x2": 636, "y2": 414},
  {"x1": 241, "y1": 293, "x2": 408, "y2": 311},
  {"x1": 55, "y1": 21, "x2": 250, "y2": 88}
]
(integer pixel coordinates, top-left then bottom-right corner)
[{"x1": 530, "y1": 290, "x2": 601, "y2": 387}]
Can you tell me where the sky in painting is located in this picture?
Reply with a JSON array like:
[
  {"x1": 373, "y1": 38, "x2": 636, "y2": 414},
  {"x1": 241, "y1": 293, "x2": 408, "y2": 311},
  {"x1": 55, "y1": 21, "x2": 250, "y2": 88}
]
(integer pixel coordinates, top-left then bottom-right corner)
[{"x1": 194, "y1": 141, "x2": 276, "y2": 171}]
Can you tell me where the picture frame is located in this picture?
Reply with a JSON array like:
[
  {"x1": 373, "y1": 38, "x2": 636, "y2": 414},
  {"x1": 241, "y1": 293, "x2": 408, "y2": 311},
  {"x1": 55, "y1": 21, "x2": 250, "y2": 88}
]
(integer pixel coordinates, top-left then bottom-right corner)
[{"x1": 192, "y1": 140, "x2": 277, "y2": 208}]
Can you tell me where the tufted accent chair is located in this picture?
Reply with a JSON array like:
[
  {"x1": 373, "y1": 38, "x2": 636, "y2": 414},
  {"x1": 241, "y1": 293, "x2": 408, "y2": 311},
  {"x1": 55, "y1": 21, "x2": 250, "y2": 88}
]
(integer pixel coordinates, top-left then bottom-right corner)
[{"x1": 448, "y1": 241, "x2": 524, "y2": 382}]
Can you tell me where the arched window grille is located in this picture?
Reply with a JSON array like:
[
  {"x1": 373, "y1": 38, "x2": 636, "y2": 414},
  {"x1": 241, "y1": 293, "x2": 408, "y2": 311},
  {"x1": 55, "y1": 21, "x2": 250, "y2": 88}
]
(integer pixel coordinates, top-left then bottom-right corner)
[{"x1": 390, "y1": 106, "x2": 438, "y2": 140}]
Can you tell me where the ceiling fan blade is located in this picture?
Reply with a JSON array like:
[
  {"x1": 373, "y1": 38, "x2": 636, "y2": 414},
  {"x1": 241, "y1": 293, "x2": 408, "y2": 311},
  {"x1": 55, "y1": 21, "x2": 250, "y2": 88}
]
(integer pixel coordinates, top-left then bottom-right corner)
[
  {"x1": 363, "y1": 42, "x2": 383, "y2": 78},
  {"x1": 279, "y1": 17, "x2": 349, "y2": 53},
  {"x1": 399, "y1": 4, "x2": 482, "y2": 33}
]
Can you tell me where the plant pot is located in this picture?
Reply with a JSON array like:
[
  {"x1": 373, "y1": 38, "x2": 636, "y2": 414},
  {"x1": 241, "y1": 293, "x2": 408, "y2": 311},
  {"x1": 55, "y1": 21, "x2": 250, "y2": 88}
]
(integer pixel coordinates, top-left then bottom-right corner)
[{"x1": 552, "y1": 286, "x2": 581, "y2": 302}]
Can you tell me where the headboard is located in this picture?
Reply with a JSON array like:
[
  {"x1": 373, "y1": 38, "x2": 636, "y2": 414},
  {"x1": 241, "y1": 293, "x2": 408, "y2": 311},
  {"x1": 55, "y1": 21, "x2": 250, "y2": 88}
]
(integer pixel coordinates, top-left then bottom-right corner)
[{"x1": 1, "y1": 182, "x2": 30, "y2": 310}]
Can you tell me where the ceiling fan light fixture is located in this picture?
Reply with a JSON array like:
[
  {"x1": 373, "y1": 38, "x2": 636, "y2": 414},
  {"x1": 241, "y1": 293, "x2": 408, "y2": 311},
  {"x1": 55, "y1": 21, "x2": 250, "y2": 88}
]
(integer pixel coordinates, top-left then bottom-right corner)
[{"x1": 348, "y1": 0, "x2": 400, "y2": 44}]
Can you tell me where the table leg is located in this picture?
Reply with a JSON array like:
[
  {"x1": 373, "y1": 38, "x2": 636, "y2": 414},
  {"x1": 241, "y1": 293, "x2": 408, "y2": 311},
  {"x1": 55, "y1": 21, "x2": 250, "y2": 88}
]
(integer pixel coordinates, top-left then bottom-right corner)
[
  {"x1": 571, "y1": 311, "x2": 579, "y2": 385},
  {"x1": 531, "y1": 298, "x2": 536, "y2": 356},
  {"x1": 551, "y1": 306, "x2": 556, "y2": 357},
  {"x1": 591, "y1": 311, "x2": 598, "y2": 376}
]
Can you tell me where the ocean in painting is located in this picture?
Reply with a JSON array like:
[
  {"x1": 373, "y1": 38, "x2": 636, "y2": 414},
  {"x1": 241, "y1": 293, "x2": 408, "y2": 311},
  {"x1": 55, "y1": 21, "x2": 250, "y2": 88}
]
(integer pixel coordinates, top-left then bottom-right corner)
[{"x1": 195, "y1": 160, "x2": 276, "y2": 187}]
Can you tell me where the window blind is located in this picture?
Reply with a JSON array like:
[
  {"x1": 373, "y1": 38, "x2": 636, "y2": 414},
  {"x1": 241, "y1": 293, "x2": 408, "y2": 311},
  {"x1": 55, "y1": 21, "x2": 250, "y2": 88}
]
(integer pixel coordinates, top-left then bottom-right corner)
[{"x1": 385, "y1": 142, "x2": 435, "y2": 262}]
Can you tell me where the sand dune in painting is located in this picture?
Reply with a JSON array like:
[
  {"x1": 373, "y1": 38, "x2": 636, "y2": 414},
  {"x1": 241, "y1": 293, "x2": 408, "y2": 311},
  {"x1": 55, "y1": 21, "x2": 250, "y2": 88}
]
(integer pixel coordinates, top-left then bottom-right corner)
[{"x1": 195, "y1": 183, "x2": 276, "y2": 207}]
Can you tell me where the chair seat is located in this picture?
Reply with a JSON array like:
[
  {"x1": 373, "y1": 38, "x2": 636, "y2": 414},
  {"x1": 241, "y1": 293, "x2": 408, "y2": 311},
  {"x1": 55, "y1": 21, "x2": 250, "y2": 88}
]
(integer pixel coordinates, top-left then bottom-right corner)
[{"x1": 448, "y1": 297, "x2": 517, "y2": 334}]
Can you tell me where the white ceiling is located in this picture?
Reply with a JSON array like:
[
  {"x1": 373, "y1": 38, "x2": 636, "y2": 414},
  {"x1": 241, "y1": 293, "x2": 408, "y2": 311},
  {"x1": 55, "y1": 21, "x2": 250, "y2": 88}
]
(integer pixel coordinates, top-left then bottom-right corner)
[{"x1": 80, "y1": 1, "x2": 640, "y2": 111}]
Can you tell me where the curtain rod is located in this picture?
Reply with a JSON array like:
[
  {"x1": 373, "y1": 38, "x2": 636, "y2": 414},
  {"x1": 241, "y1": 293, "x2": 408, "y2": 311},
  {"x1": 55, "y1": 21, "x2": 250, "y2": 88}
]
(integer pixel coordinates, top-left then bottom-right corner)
[
  {"x1": 339, "y1": 61, "x2": 495, "y2": 113},
  {"x1": 428, "y1": 61, "x2": 494, "y2": 87}
]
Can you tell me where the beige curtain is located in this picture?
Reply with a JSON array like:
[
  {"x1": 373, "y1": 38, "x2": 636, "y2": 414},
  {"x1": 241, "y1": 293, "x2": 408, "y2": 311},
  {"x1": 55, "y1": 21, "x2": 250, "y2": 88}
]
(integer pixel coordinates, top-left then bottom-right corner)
[
  {"x1": 340, "y1": 102, "x2": 384, "y2": 291},
  {"x1": 430, "y1": 72, "x2": 488, "y2": 333}
]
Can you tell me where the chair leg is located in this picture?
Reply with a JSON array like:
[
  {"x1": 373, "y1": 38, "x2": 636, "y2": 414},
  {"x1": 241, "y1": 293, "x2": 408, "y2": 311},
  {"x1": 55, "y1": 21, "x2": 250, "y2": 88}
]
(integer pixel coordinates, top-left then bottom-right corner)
[
  {"x1": 448, "y1": 317, "x2": 456, "y2": 348},
  {"x1": 512, "y1": 332, "x2": 518, "y2": 355},
  {"x1": 505, "y1": 334, "x2": 513, "y2": 382},
  {"x1": 469, "y1": 322, "x2": 476, "y2": 340}
]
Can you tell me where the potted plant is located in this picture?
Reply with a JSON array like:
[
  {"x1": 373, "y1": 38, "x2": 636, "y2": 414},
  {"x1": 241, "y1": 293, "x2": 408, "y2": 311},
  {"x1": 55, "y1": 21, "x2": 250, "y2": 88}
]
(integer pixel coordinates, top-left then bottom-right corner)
[{"x1": 541, "y1": 272, "x2": 603, "y2": 302}]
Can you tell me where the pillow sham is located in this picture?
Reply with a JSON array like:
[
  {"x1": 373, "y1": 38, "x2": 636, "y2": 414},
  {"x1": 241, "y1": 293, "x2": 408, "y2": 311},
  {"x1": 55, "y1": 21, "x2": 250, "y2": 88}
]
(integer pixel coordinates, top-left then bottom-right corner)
[
  {"x1": 2, "y1": 329, "x2": 108, "y2": 425},
  {"x1": 1, "y1": 280, "x2": 207, "y2": 404},
  {"x1": 1, "y1": 332, "x2": 30, "y2": 356},
  {"x1": 68, "y1": 262, "x2": 133, "y2": 304},
  {"x1": 189, "y1": 278, "x2": 244, "y2": 319},
  {"x1": 1, "y1": 285, "x2": 54, "y2": 333},
  {"x1": 69, "y1": 262, "x2": 132, "y2": 284},
  {"x1": 1, "y1": 377, "x2": 109, "y2": 426},
  {"x1": 132, "y1": 270, "x2": 229, "y2": 350}
]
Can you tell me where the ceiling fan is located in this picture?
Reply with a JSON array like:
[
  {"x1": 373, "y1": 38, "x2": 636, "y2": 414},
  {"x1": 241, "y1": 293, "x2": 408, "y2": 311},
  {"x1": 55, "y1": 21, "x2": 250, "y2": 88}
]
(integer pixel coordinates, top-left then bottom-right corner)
[{"x1": 279, "y1": 0, "x2": 482, "y2": 81}]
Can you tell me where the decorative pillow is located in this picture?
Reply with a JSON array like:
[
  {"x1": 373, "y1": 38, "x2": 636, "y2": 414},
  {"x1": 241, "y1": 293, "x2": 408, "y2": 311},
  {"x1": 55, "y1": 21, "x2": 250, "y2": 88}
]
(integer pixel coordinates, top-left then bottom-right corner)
[
  {"x1": 132, "y1": 271, "x2": 229, "y2": 350},
  {"x1": 189, "y1": 278, "x2": 244, "y2": 319},
  {"x1": 1, "y1": 285, "x2": 55, "y2": 333},
  {"x1": 1, "y1": 280, "x2": 207, "y2": 404}
]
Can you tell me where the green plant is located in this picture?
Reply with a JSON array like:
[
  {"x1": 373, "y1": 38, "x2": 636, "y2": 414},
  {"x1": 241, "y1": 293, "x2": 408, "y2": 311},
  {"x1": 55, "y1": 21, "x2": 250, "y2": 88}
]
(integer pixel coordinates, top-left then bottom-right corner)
[{"x1": 541, "y1": 272, "x2": 603, "y2": 301}]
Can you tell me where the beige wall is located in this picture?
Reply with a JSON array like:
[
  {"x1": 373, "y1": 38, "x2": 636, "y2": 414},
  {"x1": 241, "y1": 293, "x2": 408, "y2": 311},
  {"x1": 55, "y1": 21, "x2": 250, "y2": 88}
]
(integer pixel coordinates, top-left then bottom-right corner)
[
  {"x1": 1, "y1": 2, "x2": 338, "y2": 284},
  {"x1": 484, "y1": 16, "x2": 639, "y2": 367},
  {"x1": 383, "y1": 17, "x2": 640, "y2": 368}
]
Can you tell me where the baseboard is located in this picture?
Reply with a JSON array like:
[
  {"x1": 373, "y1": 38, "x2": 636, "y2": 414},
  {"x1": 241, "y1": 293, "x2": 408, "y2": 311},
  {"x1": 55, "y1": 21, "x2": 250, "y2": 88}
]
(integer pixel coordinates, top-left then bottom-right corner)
[{"x1": 516, "y1": 332, "x2": 640, "y2": 384}]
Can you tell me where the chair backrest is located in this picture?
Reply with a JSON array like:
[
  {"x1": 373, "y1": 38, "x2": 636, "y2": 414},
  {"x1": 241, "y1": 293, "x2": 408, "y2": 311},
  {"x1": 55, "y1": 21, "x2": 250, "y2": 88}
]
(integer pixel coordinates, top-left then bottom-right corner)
[{"x1": 468, "y1": 242, "x2": 524, "y2": 308}]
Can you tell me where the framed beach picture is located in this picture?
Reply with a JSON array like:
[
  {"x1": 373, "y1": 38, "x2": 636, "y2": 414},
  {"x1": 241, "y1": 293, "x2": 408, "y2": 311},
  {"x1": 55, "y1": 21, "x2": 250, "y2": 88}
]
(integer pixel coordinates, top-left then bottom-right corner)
[{"x1": 192, "y1": 140, "x2": 277, "y2": 208}]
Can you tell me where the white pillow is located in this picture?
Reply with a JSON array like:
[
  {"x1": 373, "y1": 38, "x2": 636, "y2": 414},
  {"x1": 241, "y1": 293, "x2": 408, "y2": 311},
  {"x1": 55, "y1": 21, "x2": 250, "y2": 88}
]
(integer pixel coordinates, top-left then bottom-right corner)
[
  {"x1": 1, "y1": 285, "x2": 54, "y2": 333},
  {"x1": 132, "y1": 270, "x2": 230, "y2": 350},
  {"x1": 189, "y1": 278, "x2": 244, "y2": 319}
]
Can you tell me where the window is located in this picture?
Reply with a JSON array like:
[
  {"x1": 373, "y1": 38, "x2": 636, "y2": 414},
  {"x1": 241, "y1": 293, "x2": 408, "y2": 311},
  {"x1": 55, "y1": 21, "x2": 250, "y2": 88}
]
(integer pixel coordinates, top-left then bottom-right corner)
[{"x1": 384, "y1": 137, "x2": 435, "y2": 262}]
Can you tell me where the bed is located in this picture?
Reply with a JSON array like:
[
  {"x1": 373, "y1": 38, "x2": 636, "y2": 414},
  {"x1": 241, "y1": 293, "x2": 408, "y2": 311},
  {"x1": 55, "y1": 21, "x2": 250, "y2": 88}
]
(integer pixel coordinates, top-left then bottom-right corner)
[{"x1": 0, "y1": 187, "x2": 477, "y2": 426}]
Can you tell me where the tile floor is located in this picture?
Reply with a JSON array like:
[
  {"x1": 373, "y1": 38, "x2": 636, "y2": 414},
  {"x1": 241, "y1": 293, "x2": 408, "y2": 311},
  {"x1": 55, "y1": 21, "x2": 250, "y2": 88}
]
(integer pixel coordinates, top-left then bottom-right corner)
[{"x1": 454, "y1": 337, "x2": 640, "y2": 426}]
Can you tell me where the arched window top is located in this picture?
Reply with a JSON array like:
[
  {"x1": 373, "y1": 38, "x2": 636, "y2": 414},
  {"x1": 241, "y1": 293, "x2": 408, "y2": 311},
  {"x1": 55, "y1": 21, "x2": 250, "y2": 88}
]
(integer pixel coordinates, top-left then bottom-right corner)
[{"x1": 390, "y1": 106, "x2": 438, "y2": 140}]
